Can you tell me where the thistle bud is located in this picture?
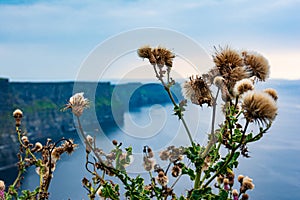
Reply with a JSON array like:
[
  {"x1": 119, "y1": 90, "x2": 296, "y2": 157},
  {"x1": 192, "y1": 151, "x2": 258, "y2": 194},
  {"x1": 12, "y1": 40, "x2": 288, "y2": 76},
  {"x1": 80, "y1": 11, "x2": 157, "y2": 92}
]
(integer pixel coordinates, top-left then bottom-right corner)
[
  {"x1": 13, "y1": 109, "x2": 23, "y2": 127},
  {"x1": 21, "y1": 136, "x2": 29, "y2": 146},
  {"x1": 112, "y1": 140, "x2": 118, "y2": 146},
  {"x1": 32, "y1": 142, "x2": 43, "y2": 152}
]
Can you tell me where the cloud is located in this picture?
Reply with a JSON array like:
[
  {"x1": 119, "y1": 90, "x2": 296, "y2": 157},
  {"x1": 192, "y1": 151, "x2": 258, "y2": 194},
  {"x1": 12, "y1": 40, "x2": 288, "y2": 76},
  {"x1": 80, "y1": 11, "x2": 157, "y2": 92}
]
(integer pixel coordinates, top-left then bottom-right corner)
[{"x1": 0, "y1": 0, "x2": 299, "y2": 81}]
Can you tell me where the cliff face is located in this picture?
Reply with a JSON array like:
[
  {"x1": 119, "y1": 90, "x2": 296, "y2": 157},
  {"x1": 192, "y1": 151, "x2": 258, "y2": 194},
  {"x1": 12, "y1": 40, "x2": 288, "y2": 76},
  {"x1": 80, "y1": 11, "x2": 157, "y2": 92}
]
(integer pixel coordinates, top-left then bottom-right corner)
[{"x1": 0, "y1": 79, "x2": 183, "y2": 170}]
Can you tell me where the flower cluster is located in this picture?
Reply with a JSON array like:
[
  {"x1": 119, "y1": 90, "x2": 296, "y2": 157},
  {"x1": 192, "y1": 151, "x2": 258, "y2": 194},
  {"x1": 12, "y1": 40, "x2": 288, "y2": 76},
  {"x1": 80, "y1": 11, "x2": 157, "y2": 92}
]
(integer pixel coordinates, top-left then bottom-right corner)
[
  {"x1": 138, "y1": 46, "x2": 176, "y2": 85},
  {"x1": 183, "y1": 46, "x2": 272, "y2": 108},
  {"x1": 63, "y1": 92, "x2": 90, "y2": 117},
  {"x1": 242, "y1": 91, "x2": 278, "y2": 124},
  {"x1": 182, "y1": 76, "x2": 213, "y2": 107},
  {"x1": 6, "y1": 109, "x2": 77, "y2": 199},
  {"x1": 138, "y1": 45, "x2": 175, "y2": 68},
  {"x1": 143, "y1": 146, "x2": 156, "y2": 171}
]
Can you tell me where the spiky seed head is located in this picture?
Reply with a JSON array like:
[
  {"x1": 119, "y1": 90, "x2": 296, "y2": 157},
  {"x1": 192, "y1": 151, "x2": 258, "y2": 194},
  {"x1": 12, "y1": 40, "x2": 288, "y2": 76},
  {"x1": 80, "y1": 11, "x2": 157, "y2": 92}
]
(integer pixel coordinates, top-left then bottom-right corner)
[
  {"x1": 242, "y1": 91, "x2": 278, "y2": 124},
  {"x1": 233, "y1": 78, "x2": 254, "y2": 96},
  {"x1": 242, "y1": 51, "x2": 270, "y2": 81},
  {"x1": 264, "y1": 88, "x2": 278, "y2": 101}
]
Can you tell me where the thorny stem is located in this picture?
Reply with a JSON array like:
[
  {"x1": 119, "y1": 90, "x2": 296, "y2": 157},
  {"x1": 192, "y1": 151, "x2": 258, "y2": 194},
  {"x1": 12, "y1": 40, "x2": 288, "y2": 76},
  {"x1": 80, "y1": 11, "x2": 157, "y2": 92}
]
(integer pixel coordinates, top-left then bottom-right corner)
[
  {"x1": 165, "y1": 162, "x2": 172, "y2": 174},
  {"x1": 240, "y1": 120, "x2": 250, "y2": 144},
  {"x1": 247, "y1": 123, "x2": 271, "y2": 143},
  {"x1": 201, "y1": 88, "x2": 220, "y2": 159},
  {"x1": 12, "y1": 127, "x2": 25, "y2": 189},
  {"x1": 76, "y1": 116, "x2": 140, "y2": 197},
  {"x1": 44, "y1": 138, "x2": 73, "y2": 195},
  {"x1": 76, "y1": 116, "x2": 103, "y2": 163},
  {"x1": 203, "y1": 148, "x2": 236, "y2": 188},
  {"x1": 194, "y1": 169, "x2": 202, "y2": 189},
  {"x1": 203, "y1": 120, "x2": 251, "y2": 188},
  {"x1": 194, "y1": 88, "x2": 220, "y2": 189},
  {"x1": 152, "y1": 64, "x2": 194, "y2": 145}
]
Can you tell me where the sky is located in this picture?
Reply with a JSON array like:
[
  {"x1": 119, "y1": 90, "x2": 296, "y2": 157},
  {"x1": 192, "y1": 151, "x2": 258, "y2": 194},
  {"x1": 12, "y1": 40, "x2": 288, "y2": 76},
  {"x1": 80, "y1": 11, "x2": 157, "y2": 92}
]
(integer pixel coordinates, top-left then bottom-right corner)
[{"x1": 0, "y1": 0, "x2": 299, "y2": 82}]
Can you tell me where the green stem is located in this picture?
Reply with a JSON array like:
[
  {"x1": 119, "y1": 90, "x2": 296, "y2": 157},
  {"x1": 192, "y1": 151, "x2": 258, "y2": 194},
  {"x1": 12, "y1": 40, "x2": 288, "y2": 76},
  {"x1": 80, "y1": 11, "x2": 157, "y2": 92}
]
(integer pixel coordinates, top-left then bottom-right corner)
[
  {"x1": 194, "y1": 169, "x2": 202, "y2": 189},
  {"x1": 77, "y1": 116, "x2": 103, "y2": 163},
  {"x1": 201, "y1": 88, "x2": 220, "y2": 159},
  {"x1": 202, "y1": 120, "x2": 250, "y2": 188},
  {"x1": 152, "y1": 64, "x2": 194, "y2": 145},
  {"x1": 203, "y1": 148, "x2": 236, "y2": 188},
  {"x1": 77, "y1": 116, "x2": 137, "y2": 193},
  {"x1": 181, "y1": 117, "x2": 193, "y2": 145},
  {"x1": 12, "y1": 127, "x2": 24, "y2": 189}
]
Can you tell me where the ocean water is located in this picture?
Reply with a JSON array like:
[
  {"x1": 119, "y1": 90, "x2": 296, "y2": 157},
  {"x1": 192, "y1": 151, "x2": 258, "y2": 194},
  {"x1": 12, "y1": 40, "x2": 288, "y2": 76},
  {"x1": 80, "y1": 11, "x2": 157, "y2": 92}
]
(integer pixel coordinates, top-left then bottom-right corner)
[{"x1": 8, "y1": 81, "x2": 300, "y2": 199}]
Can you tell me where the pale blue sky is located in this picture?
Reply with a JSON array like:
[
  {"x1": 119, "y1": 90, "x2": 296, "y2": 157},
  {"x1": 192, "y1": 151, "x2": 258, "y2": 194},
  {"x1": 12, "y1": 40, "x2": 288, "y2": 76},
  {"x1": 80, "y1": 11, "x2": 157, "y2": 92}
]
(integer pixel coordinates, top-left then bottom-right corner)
[{"x1": 0, "y1": 0, "x2": 299, "y2": 81}]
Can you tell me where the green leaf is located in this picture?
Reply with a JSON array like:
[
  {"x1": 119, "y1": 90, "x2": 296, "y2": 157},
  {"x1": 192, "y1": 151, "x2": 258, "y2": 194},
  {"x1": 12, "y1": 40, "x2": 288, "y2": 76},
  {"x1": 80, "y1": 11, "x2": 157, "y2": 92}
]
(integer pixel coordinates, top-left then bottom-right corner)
[
  {"x1": 218, "y1": 189, "x2": 229, "y2": 200},
  {"x1": 245, "y1": 133, "x2": 253, "y2": 141}
]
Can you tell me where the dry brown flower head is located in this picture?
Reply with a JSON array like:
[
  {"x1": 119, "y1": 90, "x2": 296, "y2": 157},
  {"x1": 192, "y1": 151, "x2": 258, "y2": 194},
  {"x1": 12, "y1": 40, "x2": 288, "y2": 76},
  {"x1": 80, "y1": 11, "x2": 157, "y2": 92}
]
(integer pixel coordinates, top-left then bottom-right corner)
[
  {"x1": 242, "y1": 91, "x2": 278, "y2": 124},
  {"x1": 159, "y1": 149, "x2": 170, "y2": 161},
  {"x1": 138, "y1": 46, "x2": 175, "y2": 67},
  {"x1": 242, "y1": 51, "x2": 270, "y2": 81},
  {"x1": 182, "y1": 76, "x2": 213, "y2": 107},
  {"x1": 156, "y1": 171, "x2": 169, "y2": 186},
  {"x1": 13, "y1": 109, "x2": 23, "y2": 118},
  {"x1": 233, "y1": 78, "x2": 254, "y2": 96},
  {"x1": 213, "y1": 46, "x2": 243, "y2": 74},
  {"x1": 264, "y1": 88, "x2": 278, "y2": 101},
  {"x1": 65, "y1": 92, "x2": 89, "y2": 117}
]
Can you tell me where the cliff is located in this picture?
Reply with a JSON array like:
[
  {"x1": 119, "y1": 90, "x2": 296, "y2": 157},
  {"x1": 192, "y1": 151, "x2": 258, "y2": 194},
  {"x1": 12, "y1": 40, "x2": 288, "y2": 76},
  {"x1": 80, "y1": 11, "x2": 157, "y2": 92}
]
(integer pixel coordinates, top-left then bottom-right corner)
[{"x1": 0, "y1": 78, "x2": 183, "y2": 171}]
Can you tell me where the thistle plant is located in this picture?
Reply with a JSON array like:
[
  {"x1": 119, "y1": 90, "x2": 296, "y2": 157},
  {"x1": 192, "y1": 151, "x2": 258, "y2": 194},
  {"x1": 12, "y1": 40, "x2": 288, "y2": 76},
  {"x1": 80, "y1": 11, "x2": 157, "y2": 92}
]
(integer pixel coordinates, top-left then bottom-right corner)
[
  {"x1": 2, "y1": 44, "x2": 277, "y2": 199},
  {"x1": 63, "y1": 45, "x2": 278, "y2": 199},
  {"x1": 136, "y1": 45, "x2": 277, "y2": 199},
  {"x1": 2, "y1": 109, "x2": 77, "y2": 200}
]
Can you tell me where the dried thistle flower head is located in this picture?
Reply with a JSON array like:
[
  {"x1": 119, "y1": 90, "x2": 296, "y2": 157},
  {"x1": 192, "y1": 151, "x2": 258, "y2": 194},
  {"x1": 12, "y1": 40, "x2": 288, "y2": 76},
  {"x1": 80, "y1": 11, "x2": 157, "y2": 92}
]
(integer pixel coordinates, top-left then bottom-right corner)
[
  {"x1": 213, "y1": 76, "x2": 225, "y2": 88},
  {"x1": 233, "y1": 78, "x2": 254, "y2": 96},
  {"x1": 65, "y1": 92, "x2": 89, "y2": 117},
  {"x1": 242, "y1": 91, "x2": 278, "y2": 124},
  {"x1": 241, "y1": 193, "x2": 249, "y2": 200},
  {"x1": 32, "y1": 142, "x2": 43, "y2": 152},
  {"x1": 159, "y1": 149, "x2": 170, "y2": 161},
  {"x1": 13, "y1": 109, "x2": 23, "y2": 126},
  {"x1": 156, "y1": 171, "x2": 169, "y2": 186},
  {"x1": 51, "y1": 148, "x2": 62, "y2": 161},
  {"x1": 182, "y1": 76, "x2": 213, "y2": 107},
  {"x1": 0, "y1": 180, "x2": 5, "y2": 191},
  {"x1": 63, "y1": 140, "x2": 77, "y2": 155},
  {"x1": 238, "y1": 175, "x2": 244, "y2": 183},
  {"x1": 13, "y1": 109, "x2": 23, "y2": 118},
  {"x1": 242, "y1": 51, "x2": 270, "y2": 81},
  {"x1": 232, "y1": 189, "x2": 239, "y2": 196},
  {"x1": 171, "y1": 165, "x2": 182, "y2": 177},
  {"x1": 151, "y1": 47, "x2": 175, "y2": 67},
  {"x1": 143, "y1": 157, "x2": 156, "y2": 171},
  {"x1": 240, "y1": 176, "x2": 255, "y2": 193},
  {"x1": 137, "y1": 45, "x2": 152, "y2": 60},
  {"x1": 138, "y1": 45, "x2": 175, "y2": 67},
  {"x1": 21, "y1": 136, "x2": 29, "y2": 146},
  {"x1": 227, "y1": 66, "x2": 251, "y2": 93},
  {"x1": 213, "y1": 46, "x2": 243, "y2": 73},
  {"x1": 223, "y1": 178, "x2": 229, "y2": 185},
  {"x1": 264, "y1": 88, "x2": 278, "y2": 101}
]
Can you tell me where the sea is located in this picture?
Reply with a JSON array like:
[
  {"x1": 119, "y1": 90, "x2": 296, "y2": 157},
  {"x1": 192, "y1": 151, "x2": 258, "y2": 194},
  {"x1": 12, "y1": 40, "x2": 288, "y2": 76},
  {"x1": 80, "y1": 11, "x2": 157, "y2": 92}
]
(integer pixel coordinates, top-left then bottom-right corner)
[{"x1": 2, "y1": 80, "x2": 300, "y2": 199}]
